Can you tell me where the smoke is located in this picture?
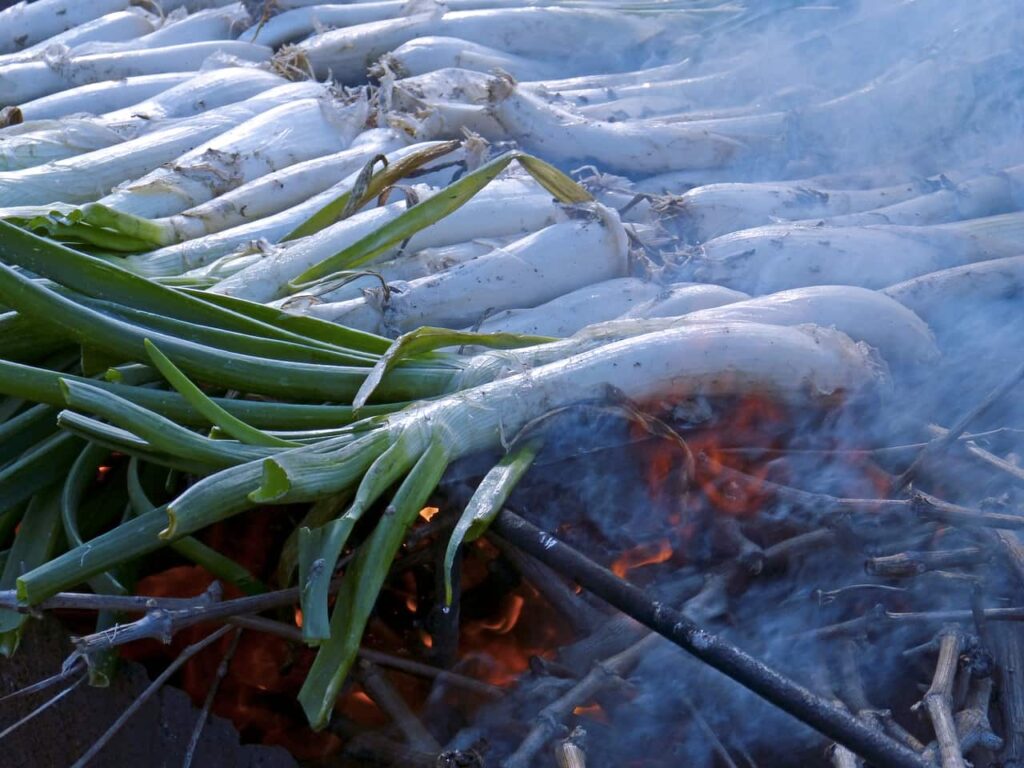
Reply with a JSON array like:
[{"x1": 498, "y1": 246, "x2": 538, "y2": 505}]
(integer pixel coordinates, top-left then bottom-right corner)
[{"x1": 434, "y1": 2, "x2": 1024, "y2": 764}]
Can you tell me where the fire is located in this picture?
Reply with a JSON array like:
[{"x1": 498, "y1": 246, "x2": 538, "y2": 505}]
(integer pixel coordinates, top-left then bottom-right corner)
[
  {"x1": 460, "y1": 555, "x2": 574, "y2": 687},
  {"x1": 573, "y1": 703, "x2": 610, "y2": 723},
  {"x1": 687, "y1": 395, "x2": 785, "y2": 519},
  {"x1": 477, "y1": 594, "x2": 525, "y2": 634},
  {"x1": 626, "y1": 394, "x2": 790, "y2": 530},
  {"x1": 122, "y1": 510, "x2": 343, "y2": 762},
  {"x1": 611, "y1": 539, "x2": 673, "y2": 578},
  {"x1": 336, "y1": 687, "x2": 387, "y2": 728}
]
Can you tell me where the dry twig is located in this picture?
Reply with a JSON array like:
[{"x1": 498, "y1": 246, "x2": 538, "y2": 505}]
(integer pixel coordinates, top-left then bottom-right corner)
[{"x1": 914, "y1": 627, "x2": 967, "y2": 768}]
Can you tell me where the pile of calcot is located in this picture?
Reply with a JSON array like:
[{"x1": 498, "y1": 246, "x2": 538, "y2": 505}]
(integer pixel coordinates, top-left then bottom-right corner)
[{"x1": 0, "y1": 0, "x2": 1019, "y2": 730}]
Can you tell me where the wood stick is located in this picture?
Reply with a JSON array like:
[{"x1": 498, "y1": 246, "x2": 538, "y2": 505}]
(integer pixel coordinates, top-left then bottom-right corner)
[
  {"x1": 226, "y1": 615, "x2": 503, "y2": 699},
  {"x1": 681, "y1": 695, "x2": 740, "y2": 768},
  {"x1": 923, "y1": 676, "x2": 1003, "y2": 762},
  {"x1": 989, "y1": 623, "x2": 1024, "y2": 766},
  {"x1": 866, "y1": 548, "x2": 989, "y2": 578},
  {"x1": 340, "y1": 729, "x2": 439, "y2": 768},
  {"x1": 554, "y1": 727, "x2": 587, "y2": 768},
  {"x1": 182, "y1": 628, "x2": 241, "y2": 768},
  {"x1": 927, "y1": 424, "x2": 1024, "y2": 487},
  {"x1": 915, "y1": 627, "x2": 967, "y2": 768},
  {"x1": 893, "y1": 359, "x2": 1024, "y2": 492},
  {"x1": 503, "y1": 635, "x2": 648, "y2": 768},
  {"x1": 835, "y1": 639, "x2": 920, "y2": 751},
  {"x1": 358, "y1": 660, "x2": 440, "y2": 752},
  {"x1": 491, "y1": 509, "x2": 929, "y2": 768},
  {"x1": 491, "y1": 535, "x2": 602, "y2": 636},
  {"x1": 69, "y1": 626, "x2": 233, "y2": 768}
]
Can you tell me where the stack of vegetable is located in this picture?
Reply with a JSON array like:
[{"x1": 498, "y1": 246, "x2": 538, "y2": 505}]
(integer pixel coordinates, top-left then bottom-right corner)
[{"x1": 0, "y1": 0, "x2": 1020, "y2": 748}]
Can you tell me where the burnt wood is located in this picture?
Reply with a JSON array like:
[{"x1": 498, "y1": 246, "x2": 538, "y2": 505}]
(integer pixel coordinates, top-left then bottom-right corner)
[{"x1": 492, "y1": 509, "x2": 930, "y2": 768}]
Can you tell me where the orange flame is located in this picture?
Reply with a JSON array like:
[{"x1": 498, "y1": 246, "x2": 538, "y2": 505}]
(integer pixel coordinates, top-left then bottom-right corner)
[
  {"x1": 611, "y1": 539, "x2": 673, "y2": 578},
  {"x1": 573, "y1": 703, "x2": 610, "y2": 723},
  {"x1": 477, "y1": 594, "x2": 525, "y2": 635}
]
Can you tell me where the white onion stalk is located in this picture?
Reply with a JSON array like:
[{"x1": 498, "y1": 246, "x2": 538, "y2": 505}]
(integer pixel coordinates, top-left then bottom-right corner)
[
  {"x1": 577, "y1": 97, "x2": 763, "y2": 124},
  {"x1": 305, "y1": 203, "x2": 629, "y2": 334},
  {"x1": 376, "y1": 36, "x2": 567, "y2": 81},
  {"x1": 269, "y1": 321, "x2": 885, "y2": 716},
  {"x1": 555, "y1": 69, "x2": 751, "y2": 115},
  {"x1": 140, "y1": 130, "x2": 404, "y2": 247},
  {"x1": 0, "y1": 10, "x2": 157, "y2": 66},
  {"x1": 241, "y1": 1, "x2": 411, "y2": 47},
  {"x1": 0, "y1": 0, "x2": 131, "y2": 54},
  {"x1": 671, "y1": 179, "x2": 931, "y2": 243},
  {"x1": 481, "y1": 286, "x2": 933, "y2": 381},
  {"x1": 387, "y1": 96, "x2": 505, "y2": 143},
  {"x1": 486, "y1": 75, "x2": 754, "y2": 174},
  {"x1": 213, "y1": 177, "x2": 569, "y2": 303},
  {"x1": 15, "y1": 73, "x2": 193, "y2": 121},
  {"x1": 883, "y1": 256, "x2": 1024, "y2": 327},
  {"x1": 271, "y1": 0, "x2": 540, "y2": 7},
  {"x1": 394, "y1": 321, "x2": 889, "y2": 460},
  {"x1": 0, "y1": 120, "x2": 126, "y2": 171},
  {"x1": 621, "y1": 283, "x2": 749, "y2": 320},
  {"x1": 819, "y1": 166, "x2": 1024, "y2": 228},
  {"x1": 795, "y1": 53, "x2": 1011, "y2": 168},
  {"x1": 72, "y1": 4, "x2": 253, "y2": 55},
  {"x1": 98, "y1": 66, "x2": 288, "y2": 134},
  {"x1": 689, "y1": 214, "x2": 1024, "y2": 294},
  {"x1": 125, "y1": 141, "x2": 456, "y2": 276},
  {"x1": 284, "y1": 236, "x2": 516, "y2": 306},
  {"x1": 0, "y1": 68, "x2": 287, "y2": 170},
  {"x1": 670, "y1": 286, "x2": 938, "y2": 370},
  {"x1": 386, "y1": 67, "x2": 493, "y2": 106},
  {"x1": 293, "y1": 11, "x2": 440, "y2": 83},
  {"x1": 242, "y1": 0, "x2": 567, "y2": 47},
  {"x1": 96, "y1": 95, "x2": 370, "y2": 219},
  {"x1": 475, "y1": 278, "x2": 661, "y2": 337},
  {"x1": 382, "y1": 69, "x2": 508, "y2": 140},
  {"x1": 0, "y1": 40, "x2": 273, "y2": 106},
  {"x1": 0, "y1": 82, "x2": 324, "y2": 207},
  {"x1": 633, "y1": 163, "x2": 933, "y2": 198},
  {"x1": 239, "y1": 0, "x2": 436, "y2": 48},
  {"x1": 208, "y1": 204, "x2": 404, "y2": 298},
  {"x1": 521, "y1": 57, "x2": 693, "y2": 94},
  {"x1": 297, "y1": 8, "x2": 685, "y2": 82}
]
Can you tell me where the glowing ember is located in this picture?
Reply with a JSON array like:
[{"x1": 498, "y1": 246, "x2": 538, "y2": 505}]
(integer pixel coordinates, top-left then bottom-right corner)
[
  {"x1": 336, "y1": 687, "x2": 387, "y2": 728},
  {"x1": 573, "y1": 703, "x2": 610, "y2": 723},
  {"x1": 611, "y1": 539, "x2": 673, "y2": 578}
]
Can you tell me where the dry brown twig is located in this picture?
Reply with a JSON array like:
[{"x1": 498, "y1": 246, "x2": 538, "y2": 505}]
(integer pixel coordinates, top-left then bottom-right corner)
[{"x1": 913, "y1": 627, "x2": 967, "y2": 768}]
